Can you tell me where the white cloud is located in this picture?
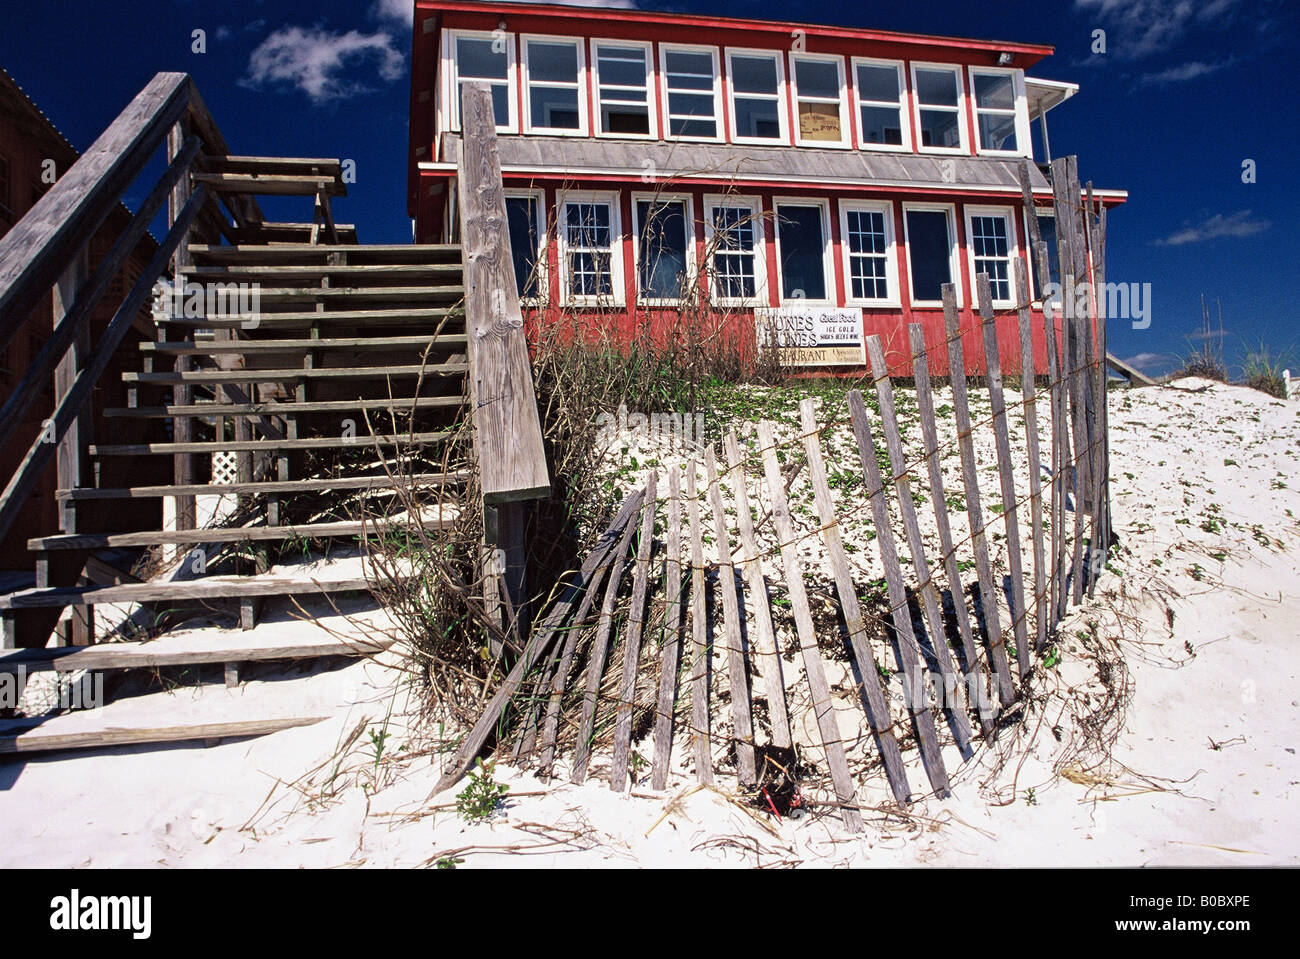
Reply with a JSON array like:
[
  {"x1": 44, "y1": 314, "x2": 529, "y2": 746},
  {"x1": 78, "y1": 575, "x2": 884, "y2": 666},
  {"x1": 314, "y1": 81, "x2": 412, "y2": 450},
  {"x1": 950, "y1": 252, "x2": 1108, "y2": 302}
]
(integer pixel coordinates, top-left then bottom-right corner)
[
  {"x1": 371, "y1": 0, "x2": 414, "y2": 27},
  {"x1": 1137, "y1": 58, "x2": 1233, "y2": 85},
  {"x1": 1156, "y1": 210, "x2": 1270, "y2": 246},
  {"x1": 1074, "y1": 0, "x2": 1244, "y2": 59},
  {"x1": 242, "y1": 26, "x2": 405, "y2": 103},
  {"x1": 1123, "y1": 351, "x2": 1174, "y2": 371}
]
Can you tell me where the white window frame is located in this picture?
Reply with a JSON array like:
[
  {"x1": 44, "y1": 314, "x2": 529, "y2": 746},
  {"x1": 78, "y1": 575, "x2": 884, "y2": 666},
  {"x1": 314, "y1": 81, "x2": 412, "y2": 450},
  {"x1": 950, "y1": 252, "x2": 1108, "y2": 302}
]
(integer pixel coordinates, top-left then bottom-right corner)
[
  {"x1": 703, "y1": 194, "x2": 767, "y2": 307},
  {"x1": 724, "y1": 47, "x2": 789, "y2": 146},
  {"x1": 659, "y1": 44, "x2": 724, "y2": 143},
  {"x1": 591, "y1": 39, "x2": 657, "y2": 139},
  {"x1": 838, "y1": 200, "x2": 901, "y2": 307},
  {"x1": 964, "y1": 205, "x2": 1020, "y2": 308},
  {"x1": 850, "y1": 57, "x2": 911, "y2": 153},
  {"x1": 521, "y1": 34, "x2": 589, "y2": 137},
  {"x1": 901, "y1": 201, "x2": 962, "y2": 308},
  {"x1": 443, "y1": 29, "x2": 518, "y2": 134},
  {"x1": 788, "y1": 52, "x2": 851, "y2": 149},
  {"x1": 557, "y1": 190, "x2": 624, "y2": 307},
  {"x1": 910, "y1": 62, "x2": 969, "y2": 155},
  {"x1": 968, "y1": 67, "x2": 1031, "y2": 158},
  {"x1": 631, "y1": 192, "x2": 697, "y2": 305},
  {"x1": 772, "y1": 197, "x2": 835, "y2": 306},
  {"x1": 504, "y1": 188, "x2": 548, "y2": 305}
]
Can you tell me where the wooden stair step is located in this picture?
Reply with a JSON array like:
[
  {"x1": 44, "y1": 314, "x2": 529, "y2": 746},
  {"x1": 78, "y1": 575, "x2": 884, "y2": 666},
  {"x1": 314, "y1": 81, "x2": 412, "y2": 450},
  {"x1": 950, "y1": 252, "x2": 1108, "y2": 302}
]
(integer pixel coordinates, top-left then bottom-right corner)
[
  {"x1": 139, "y1": 333, "x2": 468, "y2": 355},
  {"x1": 192, "y1": 172, "x2": 345, "y2": 197},
  {"x1": 156, "y1": 307, "x2": 462, "y2": 329},
  {"x1": 103, "y1": 395, "x2": 464, "y2": 419},
  {"x1": 0, "y1": 717, "x2": 330, "y2": 755},
  {"x1": 228, "y1": 222, "x2": 358, "y2": 244},
  {"x1": 28, "y1": 513, "x2": 455, "y2": 551},
  {"x1": 122, "y1": 362, "x2": 468, "y2": 385},
  {"x1": 251, "y1": 285, "x2": 465, "y2": 303},
  {"x1": 89, "y1": 430, "x2": 453, "y2": 456},
  {"x1": 188, "y1": 264, "x2": 460, "y2": 280},
  {"x1": 189, "y1": 243, "x2": 461, "y2": 265},
  {"x1": 202, "y1": 155, "x2": 343, "y2": 177},
  {"x1": 59, "y1": 470, "x2": 468, "y2": 501}
]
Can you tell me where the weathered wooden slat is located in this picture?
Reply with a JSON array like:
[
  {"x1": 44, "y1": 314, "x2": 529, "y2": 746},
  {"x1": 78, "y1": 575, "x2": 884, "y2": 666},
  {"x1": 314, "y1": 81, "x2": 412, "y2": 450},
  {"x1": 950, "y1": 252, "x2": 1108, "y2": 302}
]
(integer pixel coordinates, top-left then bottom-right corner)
[
  {"x1": 845, "y1": 395, "x2": 951, "y2": 798},
  {"x1": 89, "y1": 431, "x2": 450, "y2": 457},
  {"x1": 570, "y1": 496, "x2": 641, "y2": 785},
  {"x1": 103, "y1": 395, "x2": 463, "y2": 421},
  {"x1": 906, "y1": 324, "x2": 993, "y2": 730},
  {"x1": 1045, "y1": 309, "x2": 1069, "y2": 626},
  {"x1": 191, "y1": 172, "x2": 342, "y2": 196},
  {"x1": 0, "y1": 73, "x2": 191, "y2": 347},
  {"x1": 866, "y1": 337, "x2": 975, "y2": 757},
  {"x1": 705, "y1": 448, "x2": 756, "y2": 785},
  {"x1": 975, "y1": 275, "x2": 1032, "y2": 681},
  {"x1": 609, "y1": 472, "x2": 658, "y2": 791},
  {"x1": 797, "y1": 401, "x2": 911, "y2": 803},
  {"x1": 432, "y1": 489, "x2": 644, "y2": 796},
  {"x1": 59, "y1": 471, "x2": 465, "y2": 501},
  {"x1": 188, "y1": 243, "x2": 461, "y2": 262},
  {"x1": 457, "y1": 83, "x2": 549, "y2": 504},
  {"x1": 941, "y1": 288, "x2": 1016, "y2": 706},
  {"x1": 0, "y1": 716, "x2": 327, "y2": 755},
  {"x1": 1014, "y1": 261, "x2": 1049, "y2": 651},
  {"x1": 141, "y1": 334, "x2": 468, "y2": 354},
  {"x1": 757, "y1": 422, "x2": 864, "y2": 829},
  {"x1": 685, "y1": 462, "x2": 712, "y2": 785},
  {"x1": 122, "y1": 363, "x2": 467, "y2": 384},
  {"x1": 157, "y1": 307, "x2": 461, "y2": 329},
  {"x1": 28, "y1": 515, "x2": 452, "y2": 551},
  {"x1": 723, "y1": 432, "x2": 792, "y2": 750},
  {"x1": 1094, "y1": 204, "x2": 1113, "y2": 563},
  {"x1": 649, "y1": 466, "x2": 686, "y2": 791}
]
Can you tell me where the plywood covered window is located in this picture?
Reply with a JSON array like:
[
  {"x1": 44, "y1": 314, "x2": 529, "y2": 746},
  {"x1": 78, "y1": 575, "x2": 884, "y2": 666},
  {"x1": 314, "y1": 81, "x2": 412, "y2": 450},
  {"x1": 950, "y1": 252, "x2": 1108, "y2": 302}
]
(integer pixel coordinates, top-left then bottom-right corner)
[{"x1": 790, "y1": 54, "x2": 848, "y2": 147}]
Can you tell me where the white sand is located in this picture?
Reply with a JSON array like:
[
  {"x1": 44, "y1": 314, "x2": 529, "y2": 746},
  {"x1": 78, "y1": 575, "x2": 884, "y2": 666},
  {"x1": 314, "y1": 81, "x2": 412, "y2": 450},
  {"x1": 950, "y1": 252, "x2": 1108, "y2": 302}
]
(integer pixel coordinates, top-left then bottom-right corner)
[{"x1": 2, "y1": 377, "x2": 1297, "y2": 868}]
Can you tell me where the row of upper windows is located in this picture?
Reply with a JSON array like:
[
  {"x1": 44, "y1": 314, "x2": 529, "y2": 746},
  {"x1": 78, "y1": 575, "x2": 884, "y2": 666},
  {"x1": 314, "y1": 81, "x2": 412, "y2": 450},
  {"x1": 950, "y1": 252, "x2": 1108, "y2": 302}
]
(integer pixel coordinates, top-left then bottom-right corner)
[
  {"x1": 440, "y1": 31, "x2": 1032, "y2": 156},
  {"x1": 490, "y1": 191, "x2": 1056, "y2": 311}
]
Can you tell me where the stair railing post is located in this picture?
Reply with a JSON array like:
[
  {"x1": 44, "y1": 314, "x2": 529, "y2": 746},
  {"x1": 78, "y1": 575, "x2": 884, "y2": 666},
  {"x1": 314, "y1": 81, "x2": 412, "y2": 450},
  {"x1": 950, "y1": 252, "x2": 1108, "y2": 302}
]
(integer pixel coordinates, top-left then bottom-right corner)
[{"x1": 166, "y1": 120, "x2": 196, "y2": 555}]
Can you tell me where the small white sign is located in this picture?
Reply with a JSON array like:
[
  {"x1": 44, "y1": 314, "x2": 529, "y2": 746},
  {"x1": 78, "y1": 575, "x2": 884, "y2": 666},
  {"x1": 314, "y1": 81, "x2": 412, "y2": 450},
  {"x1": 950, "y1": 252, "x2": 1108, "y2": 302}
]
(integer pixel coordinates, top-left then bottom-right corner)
[{"x1": 755, "y1": 305, "x2": 866, "y2": 367}]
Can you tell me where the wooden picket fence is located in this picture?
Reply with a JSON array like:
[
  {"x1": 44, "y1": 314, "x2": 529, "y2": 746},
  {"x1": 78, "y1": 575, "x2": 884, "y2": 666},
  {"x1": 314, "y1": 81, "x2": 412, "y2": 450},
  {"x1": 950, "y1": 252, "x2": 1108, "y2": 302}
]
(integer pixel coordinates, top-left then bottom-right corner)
[{"x1": 432, "y1": 157, "x2": 1112, "y2": 831}]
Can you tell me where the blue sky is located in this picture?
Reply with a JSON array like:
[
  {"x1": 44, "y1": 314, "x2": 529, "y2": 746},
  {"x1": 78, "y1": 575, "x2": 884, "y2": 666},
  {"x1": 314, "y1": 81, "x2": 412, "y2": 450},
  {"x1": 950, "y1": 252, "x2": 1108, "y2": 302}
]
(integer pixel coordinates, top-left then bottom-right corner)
[{"x1": 2, "y1": 0, "x2": 1296, "y2": 376}]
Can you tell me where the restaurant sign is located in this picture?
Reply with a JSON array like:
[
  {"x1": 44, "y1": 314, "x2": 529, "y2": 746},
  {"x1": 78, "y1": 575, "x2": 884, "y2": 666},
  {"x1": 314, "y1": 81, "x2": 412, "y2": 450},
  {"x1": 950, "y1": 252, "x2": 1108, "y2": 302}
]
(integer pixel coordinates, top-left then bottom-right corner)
[{"x1": 755, "y1": 306, "x2": 865, "y2": 367}]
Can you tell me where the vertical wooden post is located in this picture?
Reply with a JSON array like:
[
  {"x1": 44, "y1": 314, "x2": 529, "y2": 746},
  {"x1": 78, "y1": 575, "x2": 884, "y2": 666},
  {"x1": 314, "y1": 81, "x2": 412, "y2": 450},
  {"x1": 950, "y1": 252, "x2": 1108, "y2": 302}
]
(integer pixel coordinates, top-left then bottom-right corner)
[
  {"x1": 649, "y1": 465, "x2": 685, "y2": 791},
  {"x1": 1014, "y1": 261, "x2": 1048, "y2": 652},
  {"x1": 167, "y1": 121, "x2": 195, "y2": 542},
  {"x1": 685, "y1": 461, "x2": 711, "y2": 785}
]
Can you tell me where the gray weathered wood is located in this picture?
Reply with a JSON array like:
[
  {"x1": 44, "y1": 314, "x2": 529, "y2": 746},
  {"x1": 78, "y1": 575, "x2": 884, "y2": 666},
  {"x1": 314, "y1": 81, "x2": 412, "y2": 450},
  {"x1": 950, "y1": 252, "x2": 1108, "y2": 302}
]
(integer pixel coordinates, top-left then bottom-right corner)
[
  {"x1": 906, "y1": 324, "x2": 992, "y2": 730},
  {"x1": 845, "y1": 395, "x2": 951, "y2": 797},
  {"x1": 685, "y1": 462, "x2": 712, "y2": 785},
  {"x1": 89, "y1": 431, "x2": 449, "y2": 457},
  {"x1": 705, "y1": 447, "x2": 756, "y2": 785},
  {"x1": 649, "y1": 466, "x2": 685, "y2": 790},
  {"x1": 723, "y1": 432, "x2": 791, "y2": 750},
  {"x1": 28, "y1": 515, "x2": 453, "y2": 551},
  {"x1": 975, "y1": 274, "x2": 1032, "y2": 681},
  {"x1": 941, "y1": 287, "x2": 1016, "y2": 705},
  {"x1": 0, "y1": 716, "x2": 326, "y2": 755},
  {"x1": 609, "y1": 471, "x2": 659, "y2": 791},
  {"x1": 758, "y1": 422, "x2": 864, "y2": 828},
  {"x1": 1045, "y1": 309, "x2": 1068, "y2": 626},
  {"x1": 866, "y1": 337, "x2": 975, "y2": 756},
  {"x1": 61, "y1": 471, "x2": 466, "y2": 501},
  {"x1": 1014, "y1": 261, "x2": 1049, "y2": 651},
  {"x1": 458, "y1": 83, "x2": 549, "y2": 504},
  {"x1": 797, "y1": 401, "x2": 911, "y2": 803}
]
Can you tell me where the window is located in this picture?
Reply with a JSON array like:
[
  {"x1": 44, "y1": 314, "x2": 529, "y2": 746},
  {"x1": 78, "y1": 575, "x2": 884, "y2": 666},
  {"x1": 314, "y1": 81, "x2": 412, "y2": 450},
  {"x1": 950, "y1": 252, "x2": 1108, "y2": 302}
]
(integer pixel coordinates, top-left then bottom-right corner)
[
  {"x1": 840, "y1": 202, "x2": 899, "y2": 305},
  {"x1": 775, "y1": 201, "x2": 831, "y2": 303},
  {"x1": 449, "y1": 32, "x2": 515, "y2": 130},
  {"x1": 505, "y1": 192, "x2": 544, "y2": 301},
  {"x1": 634, "y1": 196, "x2": 693, "y2": 302},
  {"x1": 903, "y1": 205, "x2": 960, "y2": 306},
  {"x1": 559, "y1": 193, "x2": 623, "y2": 304},
  {"x1": 912, "y1": 64, "x2": 966, "y2": 152},
  {"x1": 593, "y1": 41, "x2": 654, "y2": 137},
  {"x1": 852, "y1": 59, "x2": 908, "y2": 150},
  {"x1": 705, "y1": 196, "x2": 765, "y2": 304},
  {"x1": 965, "y1": 207, "x2": 1018, "y2": 305},
  {"x1": 523, "y1": 36, "x2": 586, "y2": 134},
  {"x1": 1027, "y1": 209, "x2": 1059, "y2": 301},
  {"x1": 727, "y1": 49, "x2": 787, "y2": 142},
  {"x1": 661, "y1": 46, "x2": 721, "y2": 139},
  {"x1": 970, "y1": 69, "x2": 1025, "y2": 154},
  {"x1": 790, "y1": 55, "x2": 848, "y2": 146}
]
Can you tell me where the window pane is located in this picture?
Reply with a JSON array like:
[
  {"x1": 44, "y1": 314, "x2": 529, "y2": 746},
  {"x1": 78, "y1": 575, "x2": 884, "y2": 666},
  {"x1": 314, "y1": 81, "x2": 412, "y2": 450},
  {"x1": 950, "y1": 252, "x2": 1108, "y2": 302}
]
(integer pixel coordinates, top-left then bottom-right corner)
[
  {"x1": 916, "y1": 68, "x2": 959, "y2": 106},
  {"x1": 778, "y1": 205, "x2": 827, "y2": 301},
  {"x1": 506, "y1": 197, "x2": 540, "y2": 299},
  {"x1": 971, "y1": 215, "x2": 1011, "y2": 301},
  {"x1": 712, "y1": 207, "x2": 757, "y2": 299},
  {"x1": 637, "y1": 200, "x2": 688, "y2": 299},
  {"x1": 919, "y1": 108, "x2": 961, "y2": 148},
  {"x1": 856, "y1": 64, "x2": 899, "y2": 103},
  {"x1": 731, "y1": 55, "x2": 778, "y2": 95},
  {"x1": 794, "y1": 59, "x2": 839, "y2": 99},
  {"x1": 974, "y1": 72, "x2": 1016, "y2": 110},
  {"x1": 735, "y1": 97, "x2": 782, "y2": 138},
  {"x1": 847, "y1": 209, "x2": 889, "y2": 300},
  {"x1": 860, "y1": 105, "x2": 903, "y2": 145},
  {"x1": 847, "y1": 209, "x2": 886, "y2": 255},
  {"x1": 666, "y1": 51, "x2": 714, "y2": 88},
  {"x1": 671, "y1": 117, "x2": 717, "y2": 137},
  {"x1": 459, "y1": 80, "x2": 510, "y2": 126},
  {"x1": 601, "y1": 102, "x2": 649, "y2": 134},
  {"x1": 667, "y1": 91, "x2": 715, "y2": 117},
  {"x1": 798, "y1": 101, "x2": 841, "y2": 141},
  {"x1": 531, "y1": 86, "x2": 580, "y2": 129},
  {"x1": 597, "y1": 45, "x2": 646, "y2": 87},
  {"x1": 457, "y1": 38, "x2": 508, "y2": 79},
  {"x1": 906, "y1": 209, "x2": 952, "y2": 302},
  {"x1": 528, "y1": 41, "x2": 578, "y2": 84},
  {"x1": 978, "y1": 112, "x2": 1018, "y2": 151},
  {"x1": 1034, "y1": 214, "x2": 1059, "y2": 299}
]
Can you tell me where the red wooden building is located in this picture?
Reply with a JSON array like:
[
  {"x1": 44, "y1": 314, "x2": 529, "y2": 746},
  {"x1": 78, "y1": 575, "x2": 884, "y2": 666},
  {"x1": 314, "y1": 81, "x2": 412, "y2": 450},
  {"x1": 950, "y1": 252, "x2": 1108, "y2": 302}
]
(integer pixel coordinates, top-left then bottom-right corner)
[{"x1": 407, "y1": 1, "x2": 1125, "y2": 375}]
